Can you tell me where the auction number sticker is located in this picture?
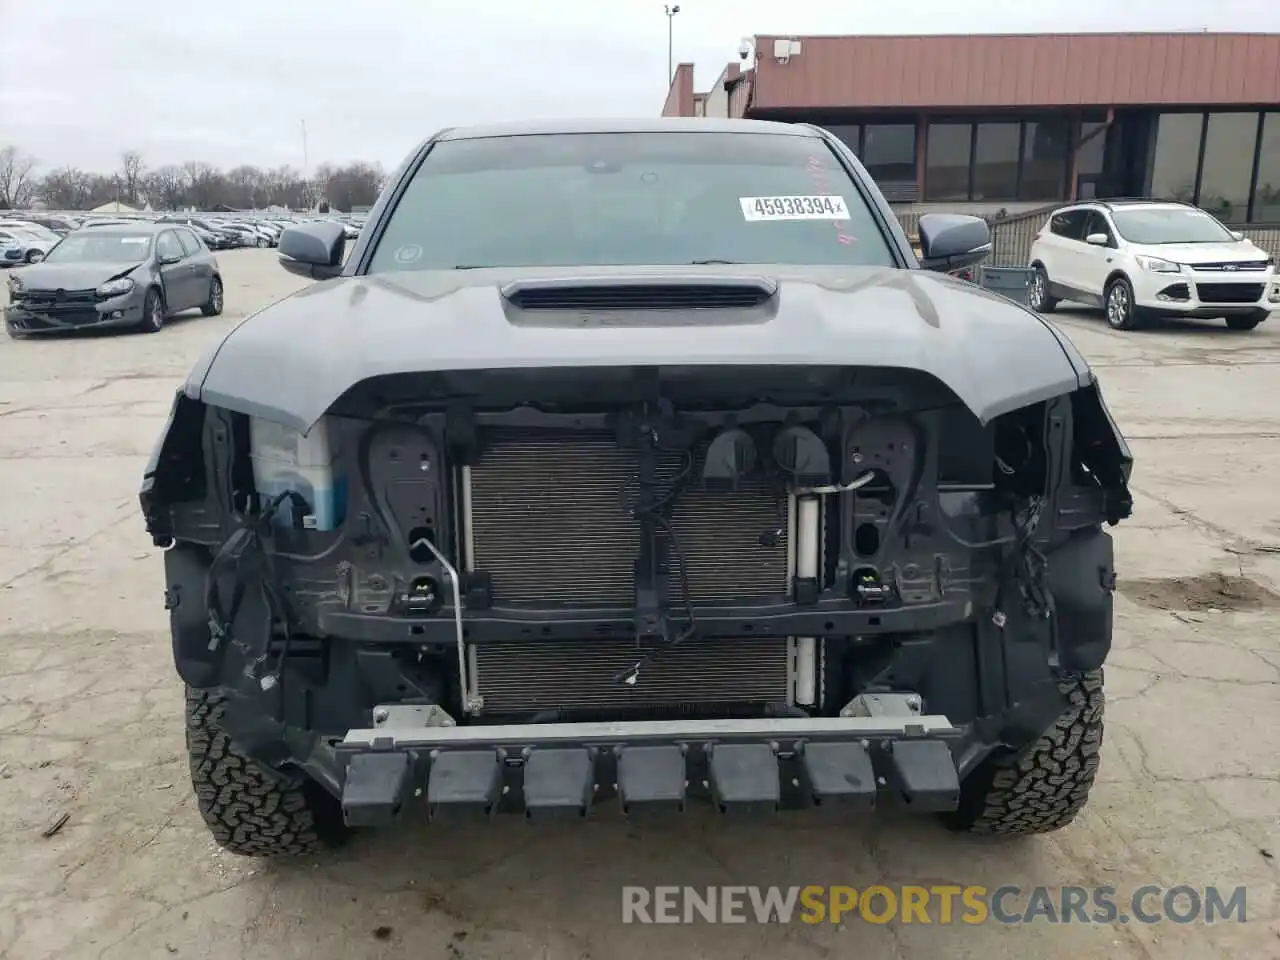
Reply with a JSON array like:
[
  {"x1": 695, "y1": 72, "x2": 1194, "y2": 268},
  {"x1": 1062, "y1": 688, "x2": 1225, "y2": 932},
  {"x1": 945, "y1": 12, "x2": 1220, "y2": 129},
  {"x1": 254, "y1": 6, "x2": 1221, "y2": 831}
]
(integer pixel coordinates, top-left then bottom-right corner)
[{"x1": 740, "y1": 195, "x2": 850, "y2": 221}]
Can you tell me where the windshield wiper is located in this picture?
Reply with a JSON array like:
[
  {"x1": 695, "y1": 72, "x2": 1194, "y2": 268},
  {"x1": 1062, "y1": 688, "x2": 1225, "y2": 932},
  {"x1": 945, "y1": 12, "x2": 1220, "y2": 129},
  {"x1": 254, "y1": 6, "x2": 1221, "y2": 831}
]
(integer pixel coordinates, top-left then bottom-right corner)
[{"x1": 687, "y1": 259, "x2": 745, "y2": 265}]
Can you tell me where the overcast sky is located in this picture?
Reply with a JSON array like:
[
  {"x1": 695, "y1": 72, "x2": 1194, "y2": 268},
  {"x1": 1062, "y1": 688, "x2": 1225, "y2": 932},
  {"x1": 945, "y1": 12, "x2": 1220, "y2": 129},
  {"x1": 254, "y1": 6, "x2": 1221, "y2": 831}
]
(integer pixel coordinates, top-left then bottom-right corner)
[{"x1": 3, "y1": 0, "x2": 1279, "y2": 174}]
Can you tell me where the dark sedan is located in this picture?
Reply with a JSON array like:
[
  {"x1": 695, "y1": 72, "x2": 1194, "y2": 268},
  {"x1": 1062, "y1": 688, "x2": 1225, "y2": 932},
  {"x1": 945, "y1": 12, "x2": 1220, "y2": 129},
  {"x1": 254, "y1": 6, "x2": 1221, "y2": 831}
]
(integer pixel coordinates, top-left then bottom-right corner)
[{"x1": 5, "y1": 224, "x2": 223, "y2": 337}]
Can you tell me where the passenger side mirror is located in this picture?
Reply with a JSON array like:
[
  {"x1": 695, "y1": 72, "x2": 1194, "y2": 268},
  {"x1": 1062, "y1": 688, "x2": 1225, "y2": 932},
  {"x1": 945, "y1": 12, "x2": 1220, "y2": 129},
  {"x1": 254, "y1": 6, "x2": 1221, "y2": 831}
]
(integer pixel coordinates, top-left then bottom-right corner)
[
  {"x1": 916, "y1": 214, "x2": 992, "y2": 273},
  {"x1": 1230, "y1": 230, "x2": 1244, "y2": 241},
  {"x1": 27, "y1": 250, "x2": 44, "y2": 263},
  {"x1": 1085, "y1": 232, "x2": 1109, "y2": 246},
  {"x1": 279, "y1": 221, "x2": 346, "y2": 280},
  {"x1": 159, "y1": 252, "x2": 182, "y2": 265}
]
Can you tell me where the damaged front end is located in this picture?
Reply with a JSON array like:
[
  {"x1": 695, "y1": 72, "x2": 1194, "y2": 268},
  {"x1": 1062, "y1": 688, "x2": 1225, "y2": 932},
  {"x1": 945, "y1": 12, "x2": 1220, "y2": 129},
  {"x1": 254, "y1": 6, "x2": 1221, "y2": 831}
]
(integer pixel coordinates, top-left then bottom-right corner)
[{"x1": 140, "y1": 361, "x2": 1131, "y2": 824}]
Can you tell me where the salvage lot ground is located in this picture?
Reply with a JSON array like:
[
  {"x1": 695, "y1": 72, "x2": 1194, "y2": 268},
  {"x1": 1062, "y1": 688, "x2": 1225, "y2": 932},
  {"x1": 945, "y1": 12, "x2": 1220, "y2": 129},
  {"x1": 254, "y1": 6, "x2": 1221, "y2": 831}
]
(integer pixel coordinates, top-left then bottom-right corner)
[{"x1": 1, "y1": 249, "x2": 1279, "y2": 959}]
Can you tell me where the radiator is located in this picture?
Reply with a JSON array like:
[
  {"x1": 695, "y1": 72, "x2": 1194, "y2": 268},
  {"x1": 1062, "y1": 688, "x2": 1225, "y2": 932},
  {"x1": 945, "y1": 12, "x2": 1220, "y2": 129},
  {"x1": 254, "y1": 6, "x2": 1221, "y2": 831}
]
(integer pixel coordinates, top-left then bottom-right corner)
[
  {"x1": 465, "y1": 429, "x2": 791, "y2": 607},
  {"x1": 470, "y1": 636, "x2": 793, "y2": 715}
]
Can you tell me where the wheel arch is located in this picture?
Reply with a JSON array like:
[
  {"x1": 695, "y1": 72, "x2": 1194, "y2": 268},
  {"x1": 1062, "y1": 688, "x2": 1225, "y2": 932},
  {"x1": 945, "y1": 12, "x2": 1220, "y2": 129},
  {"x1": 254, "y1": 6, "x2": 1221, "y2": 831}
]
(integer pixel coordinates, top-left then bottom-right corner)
[{"x1": 1103, "y1": 269, "x2": 1132, "y2": 294}]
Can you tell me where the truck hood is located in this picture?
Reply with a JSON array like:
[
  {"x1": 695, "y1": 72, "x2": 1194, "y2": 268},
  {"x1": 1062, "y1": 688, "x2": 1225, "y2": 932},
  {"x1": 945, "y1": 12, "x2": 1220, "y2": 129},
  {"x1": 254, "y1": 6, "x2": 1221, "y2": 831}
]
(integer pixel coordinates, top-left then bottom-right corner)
[{"x1": 190, "y1": 264, "x2": 1091, "y2": 433}]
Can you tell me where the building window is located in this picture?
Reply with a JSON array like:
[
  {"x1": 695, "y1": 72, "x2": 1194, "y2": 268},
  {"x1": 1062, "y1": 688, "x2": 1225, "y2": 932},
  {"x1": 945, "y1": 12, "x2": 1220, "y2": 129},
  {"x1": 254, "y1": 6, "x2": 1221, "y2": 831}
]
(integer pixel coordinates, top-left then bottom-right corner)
[
  {"x1": 1254, "y1": 113, "x2": 1280, "y2": 222},
  {"x1": 1019, "y1": 119, "x2": 1070, "y2": 201},
  {"x1": 971, "y1": 123, "x2": 1020, "y2": 200},
  {"x1": 861, "y1": 124, "x2": 916, "y2": 183},
  {"x1": 1198, "y1": 112, "x2": 1259, "y2": 224},
  {"x1": 824, "y1": 126, "x2": 861, "y2": 154},
  {"x1": 925, "y1": 117, "x2": 1074, "y2": 203},
  {"x1": 1077, "y1": 119, "x2": 1108, "y2": 179},
  {"x1": 924, "y1": 123, "x2": 972, "y2": 201},
  {"x1": 1149, "y1": 113, "x2": 1204, "y2": 202}
]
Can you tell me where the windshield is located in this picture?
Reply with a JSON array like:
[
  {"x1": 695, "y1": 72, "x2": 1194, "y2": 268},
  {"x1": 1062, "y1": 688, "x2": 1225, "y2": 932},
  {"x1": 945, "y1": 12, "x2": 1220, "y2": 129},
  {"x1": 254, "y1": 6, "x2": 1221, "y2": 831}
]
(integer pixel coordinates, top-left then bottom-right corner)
[
  {"x1": 368, "y1": 131, "x2": 896, "y2": 272},
  {"x1": 1110, "y1": 208, "x2": 1237, "y2": 244},
  {"x1": 43, "y1": 232, "x2": 153, "y2": 263}
]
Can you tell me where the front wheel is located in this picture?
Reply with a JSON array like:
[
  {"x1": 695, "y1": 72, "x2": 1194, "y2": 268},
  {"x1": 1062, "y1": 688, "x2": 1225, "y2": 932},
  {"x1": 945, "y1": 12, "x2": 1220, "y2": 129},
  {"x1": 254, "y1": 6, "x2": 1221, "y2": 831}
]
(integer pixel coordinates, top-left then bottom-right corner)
[
  {"x1": 1028, "y1": 265, "x2": 1059, "y2": 313},
  {"x1": 139, "y1": 288, "x2": 165, "y2": 334},
  {"x1": 201, "y1": 276, "x2": 224, "y2": 317},
  {"x1": 1104, "y1": 277, "x2": 1143, "y2": 330},
  {"x1": 186, "y1": 687, "x2": 349, "y2": 857},
  {"x1": 945, "y1": 671, "x2": 1104, "y2": 836}
]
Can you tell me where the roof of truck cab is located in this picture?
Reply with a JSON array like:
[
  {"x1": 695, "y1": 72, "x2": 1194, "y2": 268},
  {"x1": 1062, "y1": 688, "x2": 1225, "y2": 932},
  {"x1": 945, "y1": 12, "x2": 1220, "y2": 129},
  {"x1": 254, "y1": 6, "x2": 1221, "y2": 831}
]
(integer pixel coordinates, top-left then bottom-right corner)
[{"x1": 435, "y1": 117, "x2": 813, "y2": 141}]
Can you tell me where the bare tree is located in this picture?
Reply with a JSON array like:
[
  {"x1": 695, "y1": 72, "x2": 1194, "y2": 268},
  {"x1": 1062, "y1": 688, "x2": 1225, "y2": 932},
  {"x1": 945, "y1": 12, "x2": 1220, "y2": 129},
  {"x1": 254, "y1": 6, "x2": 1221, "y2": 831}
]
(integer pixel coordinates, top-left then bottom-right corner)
[
  {"x1": 181, "y1": 161, "x2": 225, "y2": 209},
  {"x1": 144, "y1": 165, "x2": 189, "y2": 211},
  {"x1": 225, "y1": 164, "x2": 269, "y2": 209},
  {"x1": 264, "y1": 166, "x2": 310, "y2": 209},
  {"x1": 40, "y1": 167, "x2": 93, "y2": 210},
  {"x1": 318, "y1": 161, "x2": 385, "y2": 212},
  {"x1": 120, "y1": 150, "x2": 146, "y2": 205},
  {"x1": 0, "y1": 145, "x2": 39, "y2": 209},
  {"x1": 3, "y1": 141, "x2": 390, "y2": 212}
]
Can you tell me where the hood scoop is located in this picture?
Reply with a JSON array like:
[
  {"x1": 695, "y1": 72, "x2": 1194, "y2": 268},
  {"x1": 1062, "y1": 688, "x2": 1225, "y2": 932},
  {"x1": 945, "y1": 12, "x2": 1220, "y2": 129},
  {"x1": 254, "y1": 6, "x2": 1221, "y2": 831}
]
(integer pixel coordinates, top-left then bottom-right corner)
[{"x1": 500, "y1": 275, "x2": 778, "y2": 312}]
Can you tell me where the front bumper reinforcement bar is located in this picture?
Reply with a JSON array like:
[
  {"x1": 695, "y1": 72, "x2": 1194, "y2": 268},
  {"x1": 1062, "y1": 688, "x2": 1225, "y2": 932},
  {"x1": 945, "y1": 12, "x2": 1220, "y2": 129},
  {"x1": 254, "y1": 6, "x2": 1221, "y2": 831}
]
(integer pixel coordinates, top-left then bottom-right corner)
[{"x1": 335, "y1": 714, "x2": 965, "y2": 826}]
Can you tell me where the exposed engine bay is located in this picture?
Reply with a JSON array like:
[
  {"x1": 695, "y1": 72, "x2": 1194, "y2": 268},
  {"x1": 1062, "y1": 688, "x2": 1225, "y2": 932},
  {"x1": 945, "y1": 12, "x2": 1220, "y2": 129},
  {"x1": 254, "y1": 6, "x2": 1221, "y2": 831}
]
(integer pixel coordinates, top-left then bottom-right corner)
[{"x1": 144, "y1": 362, "x2": 1132, "y2": 756}]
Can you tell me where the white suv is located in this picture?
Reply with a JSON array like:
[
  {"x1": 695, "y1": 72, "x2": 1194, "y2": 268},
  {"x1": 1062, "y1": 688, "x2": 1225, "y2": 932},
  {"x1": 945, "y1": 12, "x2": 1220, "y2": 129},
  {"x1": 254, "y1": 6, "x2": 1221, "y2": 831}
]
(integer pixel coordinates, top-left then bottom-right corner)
[{"x1": 1027, "y1": 200, "x2": 1279, "y2": 332}]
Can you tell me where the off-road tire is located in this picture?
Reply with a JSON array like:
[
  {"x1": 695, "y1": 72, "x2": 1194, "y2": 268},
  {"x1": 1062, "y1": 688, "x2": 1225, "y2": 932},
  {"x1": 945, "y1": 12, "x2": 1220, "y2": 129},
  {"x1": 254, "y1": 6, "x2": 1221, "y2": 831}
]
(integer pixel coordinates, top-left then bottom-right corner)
[
  {"x1": 946, "y1": 670, "x2": 1104, "y2": 836},
  {"x1": 185, "y1": 686, "x2": 348, "y2": 857}
]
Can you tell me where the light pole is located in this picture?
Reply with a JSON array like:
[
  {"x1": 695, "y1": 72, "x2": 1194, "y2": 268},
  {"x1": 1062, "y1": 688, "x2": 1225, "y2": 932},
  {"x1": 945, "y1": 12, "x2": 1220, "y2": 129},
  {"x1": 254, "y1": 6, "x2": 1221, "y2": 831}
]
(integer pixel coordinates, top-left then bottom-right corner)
[{"x1": 665, "y1": 5, "x2": 680, "y2": 84}]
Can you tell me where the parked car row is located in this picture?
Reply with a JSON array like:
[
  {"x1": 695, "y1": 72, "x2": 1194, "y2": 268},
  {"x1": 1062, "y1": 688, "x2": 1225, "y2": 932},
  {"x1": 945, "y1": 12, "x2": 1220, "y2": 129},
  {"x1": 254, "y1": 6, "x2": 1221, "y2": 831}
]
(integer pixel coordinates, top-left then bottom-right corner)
[
  {"x1": 0, "y1": 205, "x2": 367, "y2": 337},
  {"x1": 2, "y1": 215, "x2": 367, "y2": 270},
  {"x1": 0, "y1": 218, "x2": 65, "y2": 266}
]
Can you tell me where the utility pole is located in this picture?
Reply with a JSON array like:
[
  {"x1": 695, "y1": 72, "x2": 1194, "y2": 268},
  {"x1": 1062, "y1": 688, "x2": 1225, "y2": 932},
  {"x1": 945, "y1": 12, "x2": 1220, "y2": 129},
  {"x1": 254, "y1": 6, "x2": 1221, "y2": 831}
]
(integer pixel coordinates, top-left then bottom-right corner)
[
  {"x1": 301, "y1": 119, "x2": 311, "y2": 211},
  {"x1": 664, "y1": 5, "x2": 680, "y2": 84}
]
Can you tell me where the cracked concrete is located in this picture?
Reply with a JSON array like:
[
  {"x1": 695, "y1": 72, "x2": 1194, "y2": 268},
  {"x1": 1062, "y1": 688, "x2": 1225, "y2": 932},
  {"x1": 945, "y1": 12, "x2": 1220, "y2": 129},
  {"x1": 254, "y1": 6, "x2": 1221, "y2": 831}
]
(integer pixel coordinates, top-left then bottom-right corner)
[{"x1": 2, "y1": 256, "x2": 1279, "y2": 958}]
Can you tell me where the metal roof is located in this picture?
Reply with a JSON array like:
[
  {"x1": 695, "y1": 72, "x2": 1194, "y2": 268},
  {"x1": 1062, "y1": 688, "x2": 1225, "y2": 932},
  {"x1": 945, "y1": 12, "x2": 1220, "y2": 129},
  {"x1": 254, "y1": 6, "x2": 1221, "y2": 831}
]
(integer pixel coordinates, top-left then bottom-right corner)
[{"x1": 747, "y1": 31, "x2": 1280, "y2": 111}]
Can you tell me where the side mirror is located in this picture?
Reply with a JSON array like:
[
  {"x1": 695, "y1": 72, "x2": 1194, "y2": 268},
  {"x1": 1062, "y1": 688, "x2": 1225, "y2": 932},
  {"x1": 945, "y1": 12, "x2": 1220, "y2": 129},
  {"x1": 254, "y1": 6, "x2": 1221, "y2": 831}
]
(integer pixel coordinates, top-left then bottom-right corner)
[
  {"x1": 1230, "y1": 230, "x2": 1244, "y2": 241},
  {"x1": 916, "y1": 213, "x2": 992, "y2": 273},
  {"x1": 1085, "y1": 232, "x2": 1110, "y2": 246},
  {"x1": 159, "y1": 253, "x2": 182, "y2": 265},
  {"x1": 278, "y1": 221, "x2": 346, "y2": 280},
  {"x1": 27, "y1": 251, "x2": 45, "y2": 263}
]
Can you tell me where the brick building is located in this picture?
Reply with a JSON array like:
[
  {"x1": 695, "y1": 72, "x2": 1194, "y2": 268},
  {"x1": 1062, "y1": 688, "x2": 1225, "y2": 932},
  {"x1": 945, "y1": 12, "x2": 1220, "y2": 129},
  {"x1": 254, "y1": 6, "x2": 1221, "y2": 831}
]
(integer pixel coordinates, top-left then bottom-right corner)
[{"x1": 662, "y1": 32, "x2": 1280, "y2": 224}]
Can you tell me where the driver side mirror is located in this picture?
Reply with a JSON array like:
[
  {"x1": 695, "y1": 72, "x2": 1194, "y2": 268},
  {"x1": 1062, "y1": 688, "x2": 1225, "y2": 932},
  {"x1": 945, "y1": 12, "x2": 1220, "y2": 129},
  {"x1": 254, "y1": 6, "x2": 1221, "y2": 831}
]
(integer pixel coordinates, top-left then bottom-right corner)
[
  {"x1": 158, "y1": 253, "x2": 182, "y2": 265},
  {"x1": 916, "y1": 213, "x2": 992, "y2": 273},
  {"x1": 1085, "y1": 232, "x2": 1110, "y2": 246},
  {"x1": 27, "y1": 251, "x2": 44, "y2": 264},
  {"x1": 279, "y1": 221, "x2": 347, "y2": 280},
  {"x1": 1230, "y1": 230, "x2": 1244, "y2": 241}
]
